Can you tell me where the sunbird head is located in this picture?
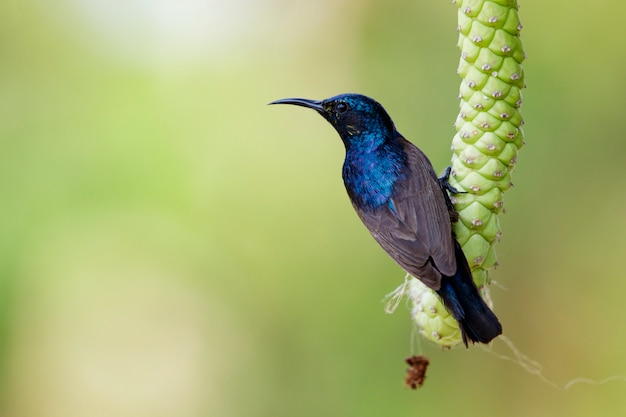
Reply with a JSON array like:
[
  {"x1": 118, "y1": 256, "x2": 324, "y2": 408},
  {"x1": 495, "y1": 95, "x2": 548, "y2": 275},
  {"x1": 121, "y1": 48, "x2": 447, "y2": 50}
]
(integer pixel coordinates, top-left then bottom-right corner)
[{"x1": 270, "y1": 93, "x2": 397, "y2": 147}]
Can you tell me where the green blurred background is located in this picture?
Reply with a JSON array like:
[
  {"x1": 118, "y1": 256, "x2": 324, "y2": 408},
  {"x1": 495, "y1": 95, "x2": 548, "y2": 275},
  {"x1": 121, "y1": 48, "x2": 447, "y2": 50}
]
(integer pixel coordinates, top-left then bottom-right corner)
[{"x1": 2, "y1": 1, "x2": 626, "y2": 416}]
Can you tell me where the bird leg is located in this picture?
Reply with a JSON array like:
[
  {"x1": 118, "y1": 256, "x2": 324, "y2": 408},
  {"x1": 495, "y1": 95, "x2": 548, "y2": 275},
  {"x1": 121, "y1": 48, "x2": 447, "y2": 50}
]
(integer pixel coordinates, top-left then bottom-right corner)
[
  {"x1": 438, "y1": 166, "x2": 462, "y2": 194},
  {"x1": 438, "y1": 166, "x2": 464, "y2": 221}
]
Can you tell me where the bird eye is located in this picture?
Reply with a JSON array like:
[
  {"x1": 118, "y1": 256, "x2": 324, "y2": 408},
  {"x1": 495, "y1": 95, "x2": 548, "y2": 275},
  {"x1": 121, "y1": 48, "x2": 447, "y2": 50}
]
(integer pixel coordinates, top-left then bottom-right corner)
[{"x1": 336, "y1": 102, "x2": 348, "y2": 113}]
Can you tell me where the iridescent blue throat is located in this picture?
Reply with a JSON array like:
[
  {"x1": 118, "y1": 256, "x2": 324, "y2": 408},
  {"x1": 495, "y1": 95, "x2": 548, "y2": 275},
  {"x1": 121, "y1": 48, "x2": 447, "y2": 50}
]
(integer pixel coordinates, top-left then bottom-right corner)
[{"x1": 342, "y1": 132, "x2": 406, "y2": 211}]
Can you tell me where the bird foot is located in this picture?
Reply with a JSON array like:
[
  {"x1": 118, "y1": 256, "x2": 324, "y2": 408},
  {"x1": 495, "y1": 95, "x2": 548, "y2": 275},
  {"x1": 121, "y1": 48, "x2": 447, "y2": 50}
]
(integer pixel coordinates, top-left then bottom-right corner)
[
  {"x1": 438, "y1": 166, "x2": 464, "y2": 217},
  {"x1": 437, "y1": 166, "x2": 463, "y2": 195}
]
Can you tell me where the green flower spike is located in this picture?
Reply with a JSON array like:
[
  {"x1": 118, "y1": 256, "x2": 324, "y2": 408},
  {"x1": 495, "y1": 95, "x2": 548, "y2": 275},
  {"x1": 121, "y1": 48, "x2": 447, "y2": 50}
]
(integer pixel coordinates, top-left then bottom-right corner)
[{"x1": 408, "y1": 0, "x2": 526, "y2": 348}]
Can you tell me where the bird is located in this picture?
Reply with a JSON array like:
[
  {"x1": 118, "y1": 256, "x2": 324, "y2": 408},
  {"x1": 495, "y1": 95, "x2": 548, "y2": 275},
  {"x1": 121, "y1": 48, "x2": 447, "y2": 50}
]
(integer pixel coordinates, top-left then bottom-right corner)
[{"x1": 269, "y1": 93, "x2": 502, "y2": 346}]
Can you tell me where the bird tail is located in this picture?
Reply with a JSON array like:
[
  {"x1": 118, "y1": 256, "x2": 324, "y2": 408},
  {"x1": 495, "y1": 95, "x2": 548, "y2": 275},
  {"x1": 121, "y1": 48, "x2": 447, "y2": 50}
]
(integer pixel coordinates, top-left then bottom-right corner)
[{"x1": 436, "y1": 241, "x2": 502, "y2": 346}]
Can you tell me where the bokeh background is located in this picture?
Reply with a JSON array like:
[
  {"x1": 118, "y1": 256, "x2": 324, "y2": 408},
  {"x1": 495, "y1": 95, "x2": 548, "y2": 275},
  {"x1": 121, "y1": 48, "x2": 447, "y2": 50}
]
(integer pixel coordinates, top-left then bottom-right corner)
[{"x1": 2, "y1": 1, "x2": 626, "y2": 416}]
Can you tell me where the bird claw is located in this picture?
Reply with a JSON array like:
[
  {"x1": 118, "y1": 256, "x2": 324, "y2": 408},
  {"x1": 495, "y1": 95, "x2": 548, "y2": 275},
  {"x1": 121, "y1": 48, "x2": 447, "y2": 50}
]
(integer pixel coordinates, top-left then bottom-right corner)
[
  {"x1": 437, "y1": 166, "x2": 463, "y2": 195},
  {"x1": 438, "y1": 166, "x2": 464, "y2": 217}
]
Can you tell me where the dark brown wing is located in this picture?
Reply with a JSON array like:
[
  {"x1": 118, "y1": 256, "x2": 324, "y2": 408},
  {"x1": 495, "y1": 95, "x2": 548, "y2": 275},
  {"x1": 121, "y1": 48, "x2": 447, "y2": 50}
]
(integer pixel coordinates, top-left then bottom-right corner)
[{"x1": 352, "y1": 137, "x2": 456, "y2": 290}]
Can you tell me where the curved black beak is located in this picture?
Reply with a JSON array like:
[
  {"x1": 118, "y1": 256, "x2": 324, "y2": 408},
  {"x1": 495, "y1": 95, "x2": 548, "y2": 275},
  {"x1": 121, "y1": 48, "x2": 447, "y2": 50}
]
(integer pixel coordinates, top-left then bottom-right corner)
[{"x1": 268, "y1": 98, "x2": 324, "y2": 113}]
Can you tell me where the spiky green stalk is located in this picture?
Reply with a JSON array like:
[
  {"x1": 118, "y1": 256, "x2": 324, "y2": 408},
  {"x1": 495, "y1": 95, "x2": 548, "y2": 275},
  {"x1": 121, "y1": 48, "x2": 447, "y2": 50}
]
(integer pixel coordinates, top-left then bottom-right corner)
[{"x1": 410, "y1": 0, "x2": 525, "y2": 347}]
